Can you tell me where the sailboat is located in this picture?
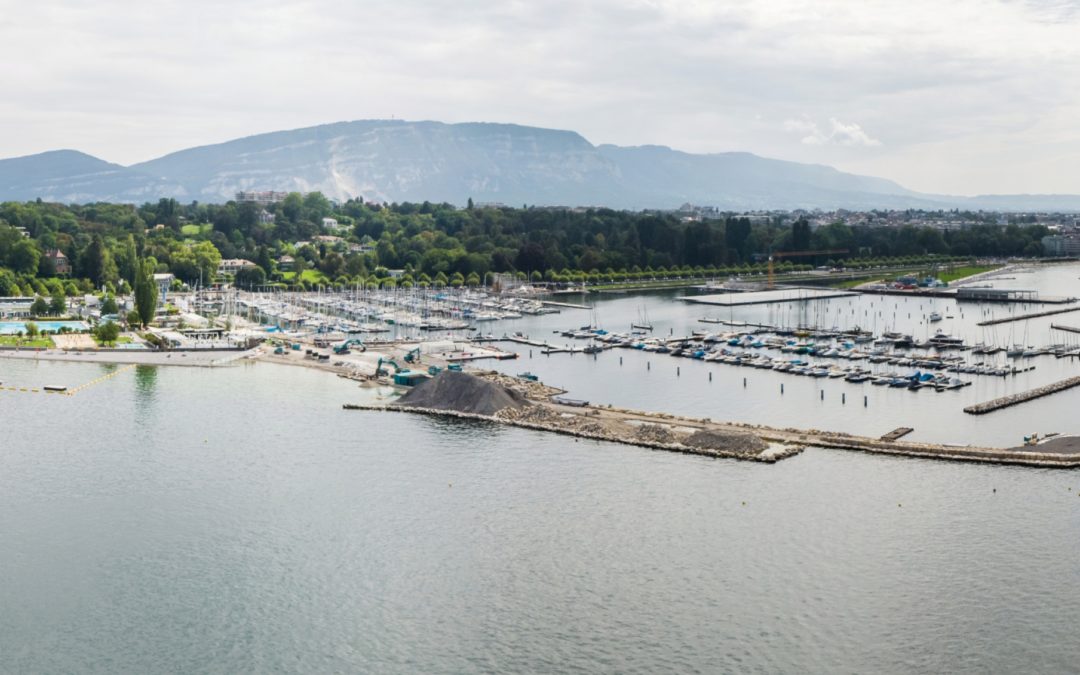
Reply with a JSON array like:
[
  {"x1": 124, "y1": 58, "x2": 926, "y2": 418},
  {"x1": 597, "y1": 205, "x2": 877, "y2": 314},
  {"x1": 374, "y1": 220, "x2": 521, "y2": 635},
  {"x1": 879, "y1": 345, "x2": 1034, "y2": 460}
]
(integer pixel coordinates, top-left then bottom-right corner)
[{"x1": 631, "y1": 306, "x2": 653, "y2": 331}]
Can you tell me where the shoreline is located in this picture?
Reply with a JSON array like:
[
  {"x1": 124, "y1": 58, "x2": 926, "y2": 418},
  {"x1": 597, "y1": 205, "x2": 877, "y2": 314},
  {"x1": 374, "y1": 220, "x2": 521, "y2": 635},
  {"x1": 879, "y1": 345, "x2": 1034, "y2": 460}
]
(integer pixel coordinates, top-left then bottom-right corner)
[
  {"x1": 11, "y1": 342, "x2": 1079, "y2": 468},
  {"x1": 0, "y1": 347, "x2": 259, "y2": 367}
]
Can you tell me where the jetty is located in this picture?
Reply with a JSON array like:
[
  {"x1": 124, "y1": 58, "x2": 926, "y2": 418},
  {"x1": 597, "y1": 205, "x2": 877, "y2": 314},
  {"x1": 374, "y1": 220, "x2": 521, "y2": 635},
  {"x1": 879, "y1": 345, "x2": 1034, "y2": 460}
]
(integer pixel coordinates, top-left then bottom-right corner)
[
  {"x1": 963, "y1": 375, "x2": 1080, "y2": 415},
  {"x1": 541, "y1": 300, "x2": 591, "y2": 310},
  {"x1": 346, "y1": 370, "x2": 1080, "y2": 468},
  {"x1": 977, "y1": 306, "x2": 1080, "y2": 326}
]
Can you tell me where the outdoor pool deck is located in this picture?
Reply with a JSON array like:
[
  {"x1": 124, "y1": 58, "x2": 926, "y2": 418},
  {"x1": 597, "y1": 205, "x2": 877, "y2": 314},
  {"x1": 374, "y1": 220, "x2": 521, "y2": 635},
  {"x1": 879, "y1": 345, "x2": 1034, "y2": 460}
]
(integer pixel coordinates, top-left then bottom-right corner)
[{"x1": 0, "y1": 320, "x2": 90, "y2": 335}]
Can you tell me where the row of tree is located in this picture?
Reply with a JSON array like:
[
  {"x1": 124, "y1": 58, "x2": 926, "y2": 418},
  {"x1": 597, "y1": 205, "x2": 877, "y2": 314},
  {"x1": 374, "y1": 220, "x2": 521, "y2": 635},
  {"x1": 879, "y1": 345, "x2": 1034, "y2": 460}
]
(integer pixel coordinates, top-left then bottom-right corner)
[{"x1": 0, "y1": 197, "x2": 1055, "y2": 294}]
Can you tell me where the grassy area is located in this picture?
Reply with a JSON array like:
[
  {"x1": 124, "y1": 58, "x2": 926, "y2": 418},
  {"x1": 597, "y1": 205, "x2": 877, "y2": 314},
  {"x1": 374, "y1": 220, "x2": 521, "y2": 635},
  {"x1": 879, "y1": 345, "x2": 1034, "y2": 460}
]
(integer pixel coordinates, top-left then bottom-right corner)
[
  {"x1": 0, "y1": 335, "x2": 53, "y2": 348},
  {"x1": 591, "y1": 278, "x2": 707, "y2": 291},
  {"x1": 180, "y1": 223, "x2": 212, "y2": 237},
  {"x1": 93, "y1": 335, "x2": 133, "y2": 347},
  {"x1": 935, "y1": 265, "x2": 1001, "y2": 283},
  {"x1": 280, "y1": 269, "x2": 330, "y2": 284}
]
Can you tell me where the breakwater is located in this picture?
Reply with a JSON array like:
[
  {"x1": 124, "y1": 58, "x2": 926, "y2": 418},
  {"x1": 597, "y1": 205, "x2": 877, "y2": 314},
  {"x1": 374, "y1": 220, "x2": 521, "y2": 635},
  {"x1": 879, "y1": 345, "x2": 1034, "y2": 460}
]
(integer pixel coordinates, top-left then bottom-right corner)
[
  {"x1": 963, "y1": 375, "x2": 1080, "y2": 415},
  {"x1": 977, "y1": 306, "x2": 1080, "y2": 326},
  {"x1": 344, "y1": 400, "x2": 1080, "y2": 468}
]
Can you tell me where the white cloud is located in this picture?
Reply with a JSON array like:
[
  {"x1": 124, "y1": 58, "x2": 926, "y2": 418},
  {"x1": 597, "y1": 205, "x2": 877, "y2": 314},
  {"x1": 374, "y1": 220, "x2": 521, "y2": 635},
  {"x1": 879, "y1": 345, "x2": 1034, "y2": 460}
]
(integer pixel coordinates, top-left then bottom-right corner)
[
  {"x1": 783, "y1": 118, "x2": 881, "y2": 147},
  {"x1": 0, "y1": 0, "x2": 1077, "y2": 194}
]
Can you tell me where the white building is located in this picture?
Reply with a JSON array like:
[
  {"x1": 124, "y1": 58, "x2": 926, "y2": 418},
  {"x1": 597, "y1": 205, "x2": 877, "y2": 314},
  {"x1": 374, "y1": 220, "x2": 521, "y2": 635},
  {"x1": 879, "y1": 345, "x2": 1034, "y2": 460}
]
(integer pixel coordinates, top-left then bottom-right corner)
[{"x1": 218, "y1": 259, "x2": 258, "y2": 275}]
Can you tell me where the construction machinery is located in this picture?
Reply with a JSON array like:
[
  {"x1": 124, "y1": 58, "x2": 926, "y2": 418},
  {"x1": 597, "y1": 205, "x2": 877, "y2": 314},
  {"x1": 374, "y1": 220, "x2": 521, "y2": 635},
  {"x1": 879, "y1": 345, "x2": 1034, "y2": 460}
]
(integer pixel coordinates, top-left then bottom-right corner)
[
  {"x1": 376, "y1": 358, "x2": 403, "y2": 377},
  {"x1": 403, "y1": 347, "x2": 421, "y2": 364},
  {"x1": 333, "y1": 338, "x2": 366, "y2": 355},
  {"x1": 766, "y1": 249, "x2": 849, "y2": 289}
]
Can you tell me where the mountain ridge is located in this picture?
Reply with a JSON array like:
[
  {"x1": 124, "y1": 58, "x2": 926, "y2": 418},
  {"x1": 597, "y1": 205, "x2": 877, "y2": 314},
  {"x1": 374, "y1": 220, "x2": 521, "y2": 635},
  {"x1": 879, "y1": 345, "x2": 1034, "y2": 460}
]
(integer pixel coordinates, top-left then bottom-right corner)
[{"x1": 2, "y1": 119, "x2": 1078, "y2": 211}]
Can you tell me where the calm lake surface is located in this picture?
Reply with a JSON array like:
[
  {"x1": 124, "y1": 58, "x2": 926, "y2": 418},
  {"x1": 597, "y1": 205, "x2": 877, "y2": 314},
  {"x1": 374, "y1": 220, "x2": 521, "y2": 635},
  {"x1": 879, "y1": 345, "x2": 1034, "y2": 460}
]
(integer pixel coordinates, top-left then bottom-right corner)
[{"x1": 4, "y1": 264, "x2": 1080, "y2": 673}]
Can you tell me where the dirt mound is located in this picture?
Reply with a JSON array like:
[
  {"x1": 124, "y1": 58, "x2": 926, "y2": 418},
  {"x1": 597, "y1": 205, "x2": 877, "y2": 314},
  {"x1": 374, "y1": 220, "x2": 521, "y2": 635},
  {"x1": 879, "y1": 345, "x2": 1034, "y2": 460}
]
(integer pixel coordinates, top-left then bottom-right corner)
[
  {"x1": 684, "y1": 429, "x2": 767, "y2": 454},
  {"x1": 635, "y1": 424, "x2": 677, "y2": 444},
  {"x1": 396, "y1": 370, "x2": 531, "y2": 416}
]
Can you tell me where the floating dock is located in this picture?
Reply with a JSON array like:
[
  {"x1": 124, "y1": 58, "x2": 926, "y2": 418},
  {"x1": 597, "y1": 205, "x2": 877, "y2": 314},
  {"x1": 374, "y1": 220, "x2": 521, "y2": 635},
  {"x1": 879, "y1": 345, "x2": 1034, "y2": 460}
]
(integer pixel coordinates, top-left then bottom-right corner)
[{"x1": 880, "y1": 427, "x2": 914, "y2": 441}]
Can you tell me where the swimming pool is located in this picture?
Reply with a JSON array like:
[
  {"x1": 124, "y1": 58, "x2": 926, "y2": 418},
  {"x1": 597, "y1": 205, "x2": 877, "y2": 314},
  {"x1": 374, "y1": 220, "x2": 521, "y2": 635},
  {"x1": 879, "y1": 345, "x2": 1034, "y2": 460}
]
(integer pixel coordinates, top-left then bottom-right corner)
[{"x1": 0, "y1": 321, "x2": 90, "y2": 335}]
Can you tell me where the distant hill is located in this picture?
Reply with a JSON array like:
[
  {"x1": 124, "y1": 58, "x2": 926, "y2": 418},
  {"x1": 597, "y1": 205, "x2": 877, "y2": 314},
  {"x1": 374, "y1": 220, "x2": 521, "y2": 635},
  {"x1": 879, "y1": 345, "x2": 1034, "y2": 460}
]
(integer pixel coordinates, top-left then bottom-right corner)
[
  {"x1": 2, "y1": 120, "x2": 1079, "y2": 211},
  {"x1": 0, "y1": 149, "x2": 180, "y2": 203}
]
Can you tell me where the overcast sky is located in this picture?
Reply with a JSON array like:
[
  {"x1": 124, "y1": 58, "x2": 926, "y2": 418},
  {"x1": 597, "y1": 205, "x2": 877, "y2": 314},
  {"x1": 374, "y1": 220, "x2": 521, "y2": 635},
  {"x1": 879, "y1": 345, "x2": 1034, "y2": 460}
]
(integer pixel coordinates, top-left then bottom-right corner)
[{"x1": 1, "y1": 0, "x2": 1078, "y2": 196}]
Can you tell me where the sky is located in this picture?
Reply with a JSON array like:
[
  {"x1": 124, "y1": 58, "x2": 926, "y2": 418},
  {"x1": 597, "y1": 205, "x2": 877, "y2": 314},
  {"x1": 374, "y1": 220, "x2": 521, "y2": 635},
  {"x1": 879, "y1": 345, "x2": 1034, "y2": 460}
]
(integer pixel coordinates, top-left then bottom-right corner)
[{"x1": 1, "y1": 0, "x2": 1078, "y2": 196}]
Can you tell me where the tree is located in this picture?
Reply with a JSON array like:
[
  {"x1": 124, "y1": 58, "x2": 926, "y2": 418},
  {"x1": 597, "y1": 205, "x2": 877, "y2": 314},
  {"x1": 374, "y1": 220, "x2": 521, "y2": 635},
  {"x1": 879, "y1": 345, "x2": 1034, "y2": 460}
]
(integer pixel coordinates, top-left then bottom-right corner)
[
  {"x1": 134, "y1": 259, "x2": 158, "y2": 327},
  {"x1": 100, "y1": 294, "x2": 119, "y2": 315},
  {"x1": 791, "y1": 218, "x2": 812, "y2": 251},
  {"x1": 234, "y1": 266, "x2": 267, "y2": 289},
  {"x1": 255, "y1": 245, "x2": 275, "y2": 275},
  {"x1": 25, "y1": 321, "x2": 39, "y2": 339},
  {"x1": 30, "y1": 296, "x2": 49, "y2": 316},
  {"x1": 8, "y1": 238, "x2": 41, "y2": 275},
  {"x1": 126, "y1": 310, "x2": 142, "y2": 327},
  {"x1": 80, "y1": 235, "x2": 117, "y2": 288},
  {"x1": 94, "y1": 320, "x2": 120, "y2": 345},
  {"x1": 50, "y1": 288, "x2": 66, "y2": 316}
]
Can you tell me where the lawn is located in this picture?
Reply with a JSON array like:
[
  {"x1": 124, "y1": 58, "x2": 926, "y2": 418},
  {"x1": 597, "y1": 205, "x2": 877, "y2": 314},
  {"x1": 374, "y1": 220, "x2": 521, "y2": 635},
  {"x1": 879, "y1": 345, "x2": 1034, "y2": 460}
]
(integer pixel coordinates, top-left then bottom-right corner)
[
  {"x1": 935, "y1": 265, "x2": 1001, "y2": 283},
  {"x1": 0, "y1": 335, "x2": 53, "y2": 348},
  {"x1": 180, "y1": 223, "x2": 212, "y2": 237},
  {"x1": 280, "y1": 269, "x2": 330, "y2": 284},
  {"x1": 93, "y1": 335, "x2": 134, "y2": 347}
]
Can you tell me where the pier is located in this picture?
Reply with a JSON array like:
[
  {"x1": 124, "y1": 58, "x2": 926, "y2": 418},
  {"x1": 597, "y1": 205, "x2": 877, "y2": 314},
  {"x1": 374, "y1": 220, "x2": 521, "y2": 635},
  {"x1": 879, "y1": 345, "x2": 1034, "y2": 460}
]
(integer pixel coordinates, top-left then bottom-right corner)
[
  {"x1": 977, "y1": 306, "x2": 1080, "y2": 326},
  {"x1": 963, "y1": 375, "x2": 1080, "y2": 415},
  {"x1": 541, "y1": 300, "x2": 591, "y2": 310}
]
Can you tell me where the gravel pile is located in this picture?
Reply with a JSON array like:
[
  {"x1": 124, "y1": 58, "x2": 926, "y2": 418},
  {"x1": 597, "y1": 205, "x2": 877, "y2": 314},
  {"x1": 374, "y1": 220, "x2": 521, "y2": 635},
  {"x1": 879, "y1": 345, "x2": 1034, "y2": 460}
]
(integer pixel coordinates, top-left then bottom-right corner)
[
  {"x1": 500, "y1": 405, "x2": 606, "y2": 435},
  {"x1": 635, "y1": 424, "x2": 677, "y2": 444},
  {"x1": 396, "y1": 371, "x2": 530, "y2": 416},
  {"x1": 684, "y1": 429, "x2": 767, "y2": 454}
]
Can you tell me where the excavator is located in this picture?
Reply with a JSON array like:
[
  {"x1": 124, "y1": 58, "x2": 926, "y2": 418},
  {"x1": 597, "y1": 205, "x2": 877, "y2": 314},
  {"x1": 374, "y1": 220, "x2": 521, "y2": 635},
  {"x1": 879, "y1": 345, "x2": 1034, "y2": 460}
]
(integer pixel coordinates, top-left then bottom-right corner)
[
  {"x1": 333, "y1": 338, "x2": 366, "y2": 355},
  {"x1": 403, "y1": 347, "x2": 421, "y2": 364},
  {"x1": 376, "y1": 358, "x2": 403, "y2": 377}
]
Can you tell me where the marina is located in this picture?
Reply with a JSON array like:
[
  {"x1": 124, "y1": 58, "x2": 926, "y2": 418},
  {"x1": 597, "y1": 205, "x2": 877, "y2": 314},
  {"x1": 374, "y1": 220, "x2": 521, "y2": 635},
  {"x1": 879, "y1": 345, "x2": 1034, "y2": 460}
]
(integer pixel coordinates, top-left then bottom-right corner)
[{"x1": 7, "y1": 261, "x2": 1080, "y2": 454}]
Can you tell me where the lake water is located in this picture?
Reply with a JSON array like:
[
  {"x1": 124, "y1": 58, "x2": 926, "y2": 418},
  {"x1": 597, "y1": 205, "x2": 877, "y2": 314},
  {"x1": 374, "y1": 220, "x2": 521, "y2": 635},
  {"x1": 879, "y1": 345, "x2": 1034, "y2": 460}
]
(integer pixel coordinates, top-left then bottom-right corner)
[{"x1": 4, "y1": 265, "x2": 1080, "y2": 673}]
